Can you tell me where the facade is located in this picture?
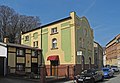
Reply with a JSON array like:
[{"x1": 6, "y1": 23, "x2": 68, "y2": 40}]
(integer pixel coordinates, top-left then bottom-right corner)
[
  {"x1": 0, "y1": 42, "x2": 41, "y2": 76},
  {"x1": 106, "y1": 34, "x2": 120, "y2": 67},
  {"x1": 21, "y1": 12, "x2": 94, "y2": 77},
  {"x1": 94, "y1": 41, "x2": 103, "y2": 69},
  {"x1": 103, "y1": 47, "x2": 106, "y2": 66}
]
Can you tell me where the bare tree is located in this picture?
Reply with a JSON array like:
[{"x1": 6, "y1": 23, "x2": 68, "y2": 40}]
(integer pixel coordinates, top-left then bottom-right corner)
[
  {"x1": 0, "y1": 5, "x2": 15, "y2": 41},
  {"x1": 0, "y1": 5, "x2": 40, "y2": 43}
]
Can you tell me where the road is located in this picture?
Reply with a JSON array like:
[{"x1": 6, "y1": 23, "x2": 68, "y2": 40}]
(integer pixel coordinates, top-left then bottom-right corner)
[
  {"x1": 56, "y1": 73, "x2": 120, "y2": 83},
  {"x1": 0, "y1": 77, "x2": 39, "y2": 83},
  {"x1": 101, "y1": 73, "x2": 120, "y2": 83},
  {"x1": 0, "y1": 73, "x2": 120, "y2": 83}
]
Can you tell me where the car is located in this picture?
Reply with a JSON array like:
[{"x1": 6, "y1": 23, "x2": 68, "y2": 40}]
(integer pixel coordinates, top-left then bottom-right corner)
[
  {"x1": 102, "y1": 67, "x2": 114, "y2": 78},
  {"x1": 75, "y1": 69, "x2": 104, "y2": 83},
  {"x1": 105, "y1": 65, "x2": 111, "y2": 68},
  {"x1": 111, "y1": 65, "x2": 119, "y2": 72}
]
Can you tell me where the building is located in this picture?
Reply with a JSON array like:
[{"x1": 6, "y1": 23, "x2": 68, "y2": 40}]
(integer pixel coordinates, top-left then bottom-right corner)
[
  {"x1": 103, "y1": 47, "x2": 106, "y2": 66},
  {"x1": 21, "y1": 12, "x2": 94, "y2": 77},
  {"x1": 0, "y1": 42, "x2": 41, "y2": 76},
  {"x1": 106, "y1": 34, "x2": 120, "y2": 67},
  {"x1": 94, "y1": 41, "x2": 103, "y2": 69}
]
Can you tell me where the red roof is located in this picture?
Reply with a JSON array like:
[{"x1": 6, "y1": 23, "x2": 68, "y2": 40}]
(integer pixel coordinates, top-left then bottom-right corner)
[{"x1": 47, "y1": 55, "x2": 59, "y2": 61}]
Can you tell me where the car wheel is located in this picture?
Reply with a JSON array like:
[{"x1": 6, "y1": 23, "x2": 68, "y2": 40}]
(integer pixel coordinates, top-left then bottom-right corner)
[
  {"x1": 101, "y1": 76, "x2": 104, "y2": 81},
  {"x1": 91, "y1": 78, "x2": 95, "y2": 83}
]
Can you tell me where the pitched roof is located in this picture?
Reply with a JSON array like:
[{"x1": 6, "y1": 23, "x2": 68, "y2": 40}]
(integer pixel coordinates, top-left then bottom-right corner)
[{"x1": 22, "y1": 16, "x2": 71, "y2": 34}]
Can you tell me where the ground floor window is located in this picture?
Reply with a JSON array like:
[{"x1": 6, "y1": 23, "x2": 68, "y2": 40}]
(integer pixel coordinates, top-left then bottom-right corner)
[{"x1": 16, "y1": 64, "x2": 25, "y2": 71}]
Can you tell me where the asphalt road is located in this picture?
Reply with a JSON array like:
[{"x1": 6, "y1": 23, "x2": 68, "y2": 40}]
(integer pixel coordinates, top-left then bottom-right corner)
[
  {"x1": 0, "y1": 77, "x2": 39, "y2": 83},
  {"x1": 0, "y1": 73, "x2": 120, "y2": 83}
]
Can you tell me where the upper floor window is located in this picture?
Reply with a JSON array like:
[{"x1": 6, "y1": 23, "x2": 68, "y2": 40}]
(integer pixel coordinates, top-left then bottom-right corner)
[
  {"x1": 33, "y1": 41, "x2": 38, "y2": 48},
  {"x1": 117, "y1": 38, "x2": 120, "y2": 43},
  {"x1": 32, "y1": 50, "x2": 38, "y2": 57},
  {"x1": 51, "y1": 27, "x2": 58, "y2": 34},
  {"x1": 17, "y1": 49, "x2": 24, "y2": 56},
  {"x1": 52, "y1": 38, "x2": 57, "y2": 49},
  {"x1": 25, "y1": 35, "x2": 29, "y2": 41},
  {"x1": 33, "y1": 32, "x2": 38, "y2": 39}
]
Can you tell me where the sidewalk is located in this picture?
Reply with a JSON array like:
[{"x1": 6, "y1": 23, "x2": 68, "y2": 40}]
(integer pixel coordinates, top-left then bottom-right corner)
[{"x1": 6, "y1": 75, "x2": 73, "y2": 83}]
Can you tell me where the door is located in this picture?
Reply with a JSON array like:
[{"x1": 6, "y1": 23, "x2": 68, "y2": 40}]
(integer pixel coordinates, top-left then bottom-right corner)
[
  {"x1": 89, "y1": 57, "x2": 91, "y2": 69},
  {"x1": 0, "y1": 57, "x2": 4, "y2": 76},
  {"x1": 31, "y1": 63, "x2": 38, "y2": 74},
  {"x1": 50, "y1": 60, "x2": 58, "y2": 76},
  {"x1": 52, "y1": 66, "x2": 57, "y2": 76},
  {"x1": 81, "y1": 56, "x2": 85, "y2": 70}
]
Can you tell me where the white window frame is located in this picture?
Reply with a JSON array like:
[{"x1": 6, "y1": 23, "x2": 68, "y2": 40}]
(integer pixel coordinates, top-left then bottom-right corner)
[{"x1": 52, "y1": 38, "x2": 57, "y2": 49}]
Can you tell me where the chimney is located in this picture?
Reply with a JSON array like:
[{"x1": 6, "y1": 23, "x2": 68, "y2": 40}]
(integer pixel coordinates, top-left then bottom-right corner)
[{"x1": 4, "y1": 37, "x2": 9, "y2": 43}]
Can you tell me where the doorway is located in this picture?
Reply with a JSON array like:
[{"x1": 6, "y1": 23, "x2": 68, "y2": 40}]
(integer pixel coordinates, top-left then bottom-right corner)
[
  {"x1": 50, "y1": 60, "x2": 58, "y2": 76},
  {"x1": 81, "y1": 56, "x2": 85, "y2": 70},
  {"x1": 89, "y1": 57, "x2": 91, "y2": 69},
  {"x1": 31, "y1": 63, "x2": 38, "y2": 74},
  {"x1": 0, "y1": 57, "x2": 4, "y2": 76}
]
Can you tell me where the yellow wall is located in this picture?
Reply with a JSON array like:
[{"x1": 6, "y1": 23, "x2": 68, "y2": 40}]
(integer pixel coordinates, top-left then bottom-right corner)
[
  {"x1": 17, "y1": 57, "x2": 25, "y2": 63},
  {"x1": 8, "y1": 53, "x2": 16, "y2": 67},
  {"x1": 26, "y1": 49, "x2": 31, "y2": 54},
  {"x1": 32, "y1": 58, "x2": 37, "y2": 63},
  {"x1": 8, "y1": 47, "x2": 16, "y2": 52},
  {"x1": 21, "y1": 12, "x2": 94, "y2": 66}
]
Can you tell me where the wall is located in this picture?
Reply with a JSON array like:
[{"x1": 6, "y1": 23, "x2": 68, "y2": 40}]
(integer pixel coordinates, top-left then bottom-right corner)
[{"x1": 75, "y1": 16, "x2": 94, "y2": 65}]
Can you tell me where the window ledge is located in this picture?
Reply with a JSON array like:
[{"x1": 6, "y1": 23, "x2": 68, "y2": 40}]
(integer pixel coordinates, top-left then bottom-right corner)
[
  {"x1": 50, "y1": 32, "x2": 58, "y2": 35},
  {"x1": 51, "y1": 47, "x2": 58, "y2": 50},
  {"x1": 31, "y1": 56, "x2": 38, "y2": 58}
]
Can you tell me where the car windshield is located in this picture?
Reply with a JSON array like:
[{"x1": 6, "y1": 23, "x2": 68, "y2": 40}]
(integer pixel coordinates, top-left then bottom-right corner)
[
  {"x1": 81, "y1": 69, "x2": 95, "y2": 74},
  {"x1": 103, "y1": 69, "x2": 109, "y2": 71},
  {"x1": 111, "y1": 66, "x2": 117, "y2": 68}
]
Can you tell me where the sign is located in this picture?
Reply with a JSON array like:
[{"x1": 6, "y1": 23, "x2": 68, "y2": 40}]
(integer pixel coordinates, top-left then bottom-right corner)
[
  {"x1": 0, "y1": 45, "x2": 7, "y2": 58},
  {"x1": 77, "y1": 51, "x2": 82, "y2": 56}
]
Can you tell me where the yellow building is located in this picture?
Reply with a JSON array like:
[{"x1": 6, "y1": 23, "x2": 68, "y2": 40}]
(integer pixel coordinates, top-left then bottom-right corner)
[
  {"x1": 21, "y1": 12, "x2": 94, "y2": 77},
  {"x1": 106, "y1": 34, "x2": 120, "y2": 67}
]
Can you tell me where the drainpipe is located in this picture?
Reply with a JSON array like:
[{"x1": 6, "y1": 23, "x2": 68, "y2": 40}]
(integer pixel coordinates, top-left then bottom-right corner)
[{"x1": 40, "y1": 26, "x2": 46, "y2": 83}]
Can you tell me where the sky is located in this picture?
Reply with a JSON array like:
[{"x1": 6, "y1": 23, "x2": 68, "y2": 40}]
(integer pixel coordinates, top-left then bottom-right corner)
[{"x1": 0, "y1": 0, "x2": 120, "y2": 46}]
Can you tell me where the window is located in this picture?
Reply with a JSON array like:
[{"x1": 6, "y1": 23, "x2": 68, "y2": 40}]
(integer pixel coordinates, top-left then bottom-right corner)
[
  {"x1": 17, "y1": 49, "x2": 24, "y2": 56},
  {"x1": 117, "y1": 38, "x2": 120, "y2": 43},
  {"x1": 25, "y1": 35, "x2": 29, "y2": 41},
  {"x1": 52, "y1": 38, "x2": 57, "y2": 49},
  {"x1": 16, "y1": 64, "x2": 25, "y2": 71},
  {"x1": 51, "y1": 27, "x2": 57, "y2": 34},
  {"x1": 33, "y1": 41, "x2": 38, "y2": 48},
  {"x1": 83, "y1": 28, "x2": 87, "y2": 37},
  {"x1": 33, "y1": 32, "x2": 38, "y2": 39},
  {"x1": 32, "y1": 50, "x2": 38, "y2": 57}
]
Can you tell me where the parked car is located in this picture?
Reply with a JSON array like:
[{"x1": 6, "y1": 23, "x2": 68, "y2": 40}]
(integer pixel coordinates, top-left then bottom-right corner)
[
  {"x1": 105, "y1": 65, "x2": 111, "y2": 68},
  {"x1": 75, "y1": 69, "x2": 104, "y2": 83},
  {"x1": 111, "y1": 65, "x2": 119, "y2": 72},
  {"x1": 102, "y1": 67, "x2": 114, "y2": 78}
]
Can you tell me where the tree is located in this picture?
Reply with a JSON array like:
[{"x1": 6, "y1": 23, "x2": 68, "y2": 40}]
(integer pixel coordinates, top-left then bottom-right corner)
[
  {"x1": 0, "y1": 5, "x2": 15, "y2": 41},
  {"x1": 0, "y1": 5, "x2": 40, "y2": 43}
]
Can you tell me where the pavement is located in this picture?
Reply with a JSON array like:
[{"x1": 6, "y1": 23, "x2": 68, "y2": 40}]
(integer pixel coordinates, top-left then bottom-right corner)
[{"x1": 5, "y1": 75, "x2": 74, "y2": 83}]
